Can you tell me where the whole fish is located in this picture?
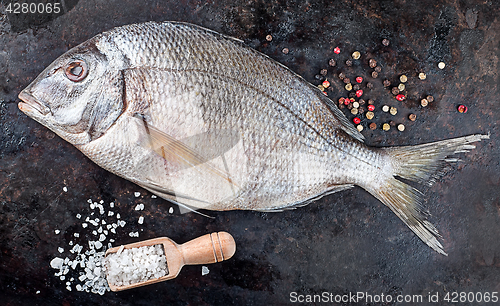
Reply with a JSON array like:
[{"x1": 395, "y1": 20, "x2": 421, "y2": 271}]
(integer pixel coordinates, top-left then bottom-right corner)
[{"x1": 18, "y1": 21, "x2": 488, "y2": 255}]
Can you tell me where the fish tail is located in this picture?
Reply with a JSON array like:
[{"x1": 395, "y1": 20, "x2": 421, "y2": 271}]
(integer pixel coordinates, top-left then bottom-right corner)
[{"x1": 368, "y1": 134, "x2": 489, "y2": 255}]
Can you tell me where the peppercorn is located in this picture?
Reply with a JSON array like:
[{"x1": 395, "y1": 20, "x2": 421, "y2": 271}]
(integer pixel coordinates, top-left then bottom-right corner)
[
  {"x1": 322, "y1": 80, "x2": 330, "y2": 88},
  {"x1": 349, "y1": 92, "x2": 356, "y2": 98},
  {"x1": 282, "y1": 48, "x2": 289, "y2": 54},
  {"x1": 426, "y1": 95, "x2": 434, "y2": 103},
  {"x1": 359, "y1": 99, "x2": 366, "y2": 105},
  {"x1": 339, "y1": 97, "x2": 345, "y2": 105},
  {"x1": 339, "y1": 103, "x2": 345, "y2": 109},
  {"x1": 397, "y1": 124, "x2": 405, "y2": 131},
  {"x1": 421, "y1": 99, "x2": 428, "y2": 107},
  {"x1": 390, "y1": 106, "x2": 397, "y2": 115},
  {"x1": 356, "y1": 124, "x2": 364, "y2": 132},
  {"x1": 382, "y1": 105, "x2": 389, "y2": 112},
  {"x1": 396, "y1": 94, "x2": 405, "y2": 101},
  {"x1": 382, "y1": 123, "x2": 390, "y2": 131},
  {"x1": 367, "y1": 104, "x2": 375, "y2": 112},
  {"x1": 371, "y1": 71, "x2": 378, "y2": 78},
  {"x1": 375, "y1": 66, "x2": 381, "y2": 72},
  {"x1": 389, "y1": 120, "x2": 396, "y2": 126},
  {"x1": 351, "y1": 108, "x2": 359, "y2": 115},
  {"x1": 352, "y1": 51, "x2": 361, "y2": 60},
  {"x1": 320, "y1": 69, "x2": 328, "y2": 76},
  {"x1": 418, "y1": 72, "x2": 426, "y2": 80},
  {"x1": 366, "y1": 111, "x2": 374, "y2": 120},
  {"x1": 368, "y1": 99, "x2": 374, "y2": 105},
  {"x1": 352, "y1": 101, "x2": 360, "y2": 108},
  {"x1": 338, "y1": 72, "x2": 345, "y2": 80},
  {"x1": 458, "y1": 105, "x2": 468, "y2": 113},
  {"x1": 334, "y1": 47, "x2": 341, "y2": 54},
  {"x1": 353, "y1": 84, "x2": 361, "y2": 91},
  {"x1": 438, "y1": 62, "x2": 446, "y2": 69},
  {"x1": 356, "y1": 90, "x2": 363, "y2": 98},
  {"x1": 356, "y1": 76, "x2": 363, "y2": 83},
  {"x1": 369, "y1": 122, "x2": 377, "y2": 130},
  {"x1": 382, "y1": 39, "x2": 390, "y2": 46},
  {"x1": 345, "y1": 83, "x2": 353, "y2": 91},
  {"x1": 383, "y1": 79, "x2": 391, "y2": 87},
  {"x1": 353, "y1": 117, "x2": 361, "y2": 124},
  {"x1": 400, "y1": 75, "x2": 408, "y2": 83},
  {"x1": 398, "y1": 83, "x2": 405, "y2": 91},
  {"x1": 329, "y1": 59, "x2": 336, "y2": 67},
  {"x1": 346, "y1": 59, "x2": 353, "y2": 66},
  {"x1": 344, "y1": 78, "x2": 351, "y2": 84},
  {"x1": 391, "y1": 87, "x2": 400, "y2": 95},
  {"x1": 347, "y1": 103, "x2": 353, "y2": 110},
  {"x1": 369, "y1": 59, "x2": 377, "y2": 68},
  {"x1": 409, "y1": 113, "x2": 416, "y2": 121},
  {"x1": 358, "y1": 107, "x2": 365, "y2": 114},
  {"x1": 318, "y1": 84, "x2": 325, "y2": 91},
  {"x1": 366, "y1": 82, "x2": 373, "y2": 89},
  {"x1": 266, "y1": 35, "x2": 273, "y2": 41}
]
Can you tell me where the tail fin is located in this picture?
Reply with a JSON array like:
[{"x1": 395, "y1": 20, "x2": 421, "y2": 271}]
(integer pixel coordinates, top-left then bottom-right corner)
[{"x1": 367, "y1": 134, "x2": 489, "y2": 255}]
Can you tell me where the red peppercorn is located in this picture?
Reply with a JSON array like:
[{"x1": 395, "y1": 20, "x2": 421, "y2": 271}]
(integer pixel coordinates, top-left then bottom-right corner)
[
  {"x1": 458, "y1": 105, "x2": 468, "y2": 113},
  {"x1": 344, "y1": 98, "x2": 350, "y2": 105},
  {"x1": 334, "y1": 47, "x2": 341, "y2": 54},
  {"x1": 322, "y1": 80, "x2": 330, "y2": 88},
  {"x1": 353, "y1": 117, "x2": 361, "y2": 124},
  {"x1": 356, "y1": 77, "x2": 363, "y2": 83},
  {"x1": 367, "y1": 104, "x2": 375, "y2": 111},
  {"x1": 396, "y1": 94, "x2": 405, "y2": 101},
  {"x1": 356, "y1": 90, "x2": 363, "y2": 98}
]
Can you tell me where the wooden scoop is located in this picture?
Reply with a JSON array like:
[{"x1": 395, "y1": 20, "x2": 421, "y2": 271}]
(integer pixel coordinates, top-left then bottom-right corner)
[{"x1": 105, "y1": 232, "x2": 236, "y2": 291}]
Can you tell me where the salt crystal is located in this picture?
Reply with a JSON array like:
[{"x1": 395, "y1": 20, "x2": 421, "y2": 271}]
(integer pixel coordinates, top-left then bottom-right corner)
[
  {"x1": 138, "y1": 216, "x2": 144, "y2": 224},
  {"x1": 36, "y1": 290, "x2": 40, "y2": 294},
  {"x1": 100, "y1": 200, "x2": 104, "y2": 204},
  {"x1": 94, "y1": 241, "x2": 103, "y2": 249},
  {"x1": 74, "y1": 233, "x2": 79, "y2": 237},
  {"x1": 134, "y1": 192, "x2": 141, "y2": 197},
  {"x1": 169, "y1": 207, "x2": 174, "y2": 214},
  {"x1": 82, "y1": 223, "x2": 88, "y2": 228},
  {"x1": 50, "y1": 257, "x2": 64, "y2": 269},
  {"x1": 76, "y1": 214, "x2": 81, "y2": 219},
  {"x1": 99, "y1": 234, "x2": 106, "y2": 242},
  {"x1": 110, "y1": 202, "x2": 114, "y2": 208},
  {"x1": 63, "y1": 187, "x2": 68, "y2": 192},
  {"x1": 108, "y1": 211, "x2": 114, "y2": 216},
  {"x1": 60, "y1": 275, "x2": 65, "y2": 280},
  {"x1": 202, "y1": 266, "x2": 210, "y2": 275},
  {"x1": 151, "y1": 195, "x2": 157, "y2": 198},
  {"x1": 55, "y1": 230, "x2": 60, "y2": 234},
  {"x1": 58, "y1": 247, "x2": 64, "y2": 253}
]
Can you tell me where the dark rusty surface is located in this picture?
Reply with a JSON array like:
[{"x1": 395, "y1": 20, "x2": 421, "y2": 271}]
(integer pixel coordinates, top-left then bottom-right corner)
[{"x1": 1, "y1": 0, "x2": 499, "y2": 305}]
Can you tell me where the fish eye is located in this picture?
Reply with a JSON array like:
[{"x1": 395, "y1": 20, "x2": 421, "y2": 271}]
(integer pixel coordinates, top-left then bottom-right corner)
[{"x1": 65, "y1": 59, "x2": 88, "y2": 82}]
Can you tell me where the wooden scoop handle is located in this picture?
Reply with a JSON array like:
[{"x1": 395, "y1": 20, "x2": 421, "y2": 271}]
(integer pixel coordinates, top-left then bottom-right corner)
[{"x1": 178, "y1": 232, "x2": 236, "y2": 265}]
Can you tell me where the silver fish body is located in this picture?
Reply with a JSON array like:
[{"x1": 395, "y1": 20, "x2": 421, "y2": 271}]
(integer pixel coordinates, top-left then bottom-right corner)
[{"x1": 18, "y1": 21, "x2": 488, "y2": 254}]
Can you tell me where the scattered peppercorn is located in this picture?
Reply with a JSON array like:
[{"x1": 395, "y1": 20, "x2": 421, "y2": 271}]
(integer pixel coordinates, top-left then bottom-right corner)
[
  {"x1": 356, "y1": 90, "x2": 363, "y2": 98},
  {"x1": 358, "y1": 107, "x2": 365, "y2": 114},
  {"x1": 266, "y1": 35, "x2": 273, "y2": 41},
  {"x1": 352, "y1": 101, "x2": 360, "y2": 108},
  {"x1": 349, "y1": 92, "x2": 356, "y2": 98},
  {"x1": 339, "y1": 72, "x2": 345, "y2": 80},
  {"x1": 409, "y1": 113, "x2": 417, "y2": 121},
  {"x1": 374, "y1": 66, "x2": 381, "y2": 73},
  {"x1": 344, "y1": 78, "x2": 351, "y2": 84},
  {"x1": 389, "y1": 120, "x2": 396, "y2": 126},
  {"x1": 353, "y1": 84, "x2": 361, "y2": 91},
  {"x1": 356, "y1": 76, "x2": 363, "y2": 83},
  {"x1": 346, "y1": 59, "x2": 353, "y2": 66},
  {"x1": 396, "y1": 94, "x2": 406, "y2": 101},
  {"x1": 367, "y1": 104, "x2": 375, "y2": 112},
  {"x1": 382, "y1": 39, "x2": 390, "y2": 46},
  {"x1": 458, "y1": 104, "x2": 468, "y2": 113},
  {"x1": 368, "y1": 99, "x2": 374, "y2": 105},
  {"x1": 359, "y1": 99, "x2": 365, "y2": 105},
  {"x1": 329, "y1": 59, "x2": 336, "y2": 66},
  {"x1": 400, "y1": 75, "x2": 408, "y2": 83},
  {"x1": 356, "y1": 124, "x2": 364, "y2": 132},
  {"x1": 369, "y1": 122, "x2": 377, "y2": 130},
  {"x1": 371, "y1": 71, "x2": 378, "y2": 78},
  {"x1": 318, "y1": 84, "x2": 325, "y2": 91},
  {"x1": 366, "y1": 82, "x2": 373, "y2": 89},
  {"x1": 391, "y1": 87, "x2": 400, "y2": 95},
  {"x1": 366, "y1": 111, "x2": 375, "y2": 120},
  {"x1": 369, "y1": 59, "x2": 377, "y2": 68},
  {"x1": 282, "y1": 48, "x2": 289, "y2": 54},
  {"x1": 426, "y1": 95, "x2": 434, "y2": 103},
  {"x1": 339, "y1": 97, "x2": 346, "y2": 105},
  {"x1": 438, "y1": 62, "x2": 446, "y2": 69},
  {"x1": 320, "y1": 69, "x2": 328, "y2": 76},
  {"x1": 351, "y1": 108, "x2": 359, "y2": 115},
  {"x1": 347, "y1": 103, "x2": 353, "y2": 110},
  {"x1": 398, "y1": 83, "x2": 405, "y2": 91},
  {"x1": 418, "y1": 72, "x2": 426, "y2": 80},
  {"x1": 383, "y1": 79, "x2": 391, "y2": 87},
  {"x1": 353, "y1": 117, "x2": 361, "y2": 124},
  {"x1": 352, "y1": 51, "x2": 361, "y2": 60},
  {"x1": 397, "y1": 124, "x2": 405, "y2": 131},
  {"x1": 420, "y1": 99, "x2": 428, "y2": 107},
  {"x1": 389, "y1": 106, "x2": 397, "y2": 115},
  {"x1": 345, "y1": 83, "x2": 353, "y2": 91},
  {"x1": 382, "y1": 105, "x2": 390, "y2": 112},
  {"x1": 334, "y1": 47, "x2": 341, "y2": 54},
  {"x1": 382, "y1": 123, "x2": 390, "y2": 131}
]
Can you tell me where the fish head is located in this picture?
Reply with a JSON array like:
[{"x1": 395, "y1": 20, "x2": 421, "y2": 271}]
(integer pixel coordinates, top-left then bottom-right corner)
[{"x1": 18, "y1": 35, "x2": 126, "y2": 145}]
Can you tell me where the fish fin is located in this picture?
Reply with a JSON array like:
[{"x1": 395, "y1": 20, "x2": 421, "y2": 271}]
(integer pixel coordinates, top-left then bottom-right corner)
[
  {"x1": 368, "y1": 134, "x2": 489, "y2": 255},
  {"x1": 257, "y1": 184, "x2": 354, "y2": 212},
  {"x1": 136, "y1": 116, "x2": 240, "y2": 190},
  {"x1": 317, "y1": 93, "x2": 365, "y2": 142},
  {"x1": 385, "y1": 134, "x2": 490, "y2": 185}
]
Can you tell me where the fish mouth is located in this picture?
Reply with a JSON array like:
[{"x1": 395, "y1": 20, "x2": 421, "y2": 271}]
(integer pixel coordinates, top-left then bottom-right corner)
[{"x1": 18, "y1": 90, "x2": 50, "y2": 116}]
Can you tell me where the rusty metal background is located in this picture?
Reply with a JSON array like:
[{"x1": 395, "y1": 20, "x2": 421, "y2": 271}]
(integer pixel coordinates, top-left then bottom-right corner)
[{"x1": 1, "y1": 0, "x2": 499, "y2": 305}]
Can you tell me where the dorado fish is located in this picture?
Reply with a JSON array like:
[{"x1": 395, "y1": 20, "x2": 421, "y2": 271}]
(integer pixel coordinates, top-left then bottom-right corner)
[{"x1": 18, "y1": 21, "x2": 488, "y2": 255}]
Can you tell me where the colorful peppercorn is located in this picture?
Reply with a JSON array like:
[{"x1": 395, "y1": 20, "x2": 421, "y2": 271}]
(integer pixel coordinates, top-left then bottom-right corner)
[
  {"x1": 400, "y1": 75, "x2": 408, "y2": 83},
  {"x1": 389, "y1": 106, "x2": 397, "y2": 115},
  {"x1": 367, "y1": 104, "x2": 375, "y2": 112},
  {"x1": 356, "y1": 76, "x2": 363, "y2": 83},
  {"x1": 356, "y1": 90, "x2": 363, "y2": 98},
  {"x1": 382, "y1": 123, "x2": 390, "y2": 131},
  {"x1": 397, "y1": 124, "x2": 405, "y2": 131},
  {"x1": 353, "y1": 117, "x2": 361, "y2": 124},
  {"x1": 352, "y1": 51, "x2": 361, "y2": 60},
  {"x1": 322, "y1": 80, "x2": 330, "y2": 88},
  {"x1": 334, "y1": 47, "x2": 341, "y2": 54},
  {"x1": 458, "y1": 105, "x2": 468, "y2": 113},
  {"x1": 418, "y1": 72, "x2": 426, "y2": 80},
  {"x1": 421, "y1": 99, "x2": 428, "y2": 107},
  {"x1": 366, "y1": 111, "x2": 374, "y2": 120},
  {"x1": 345, "y1": 83, "x2": 353, "y2": 91},
  {"x1": 396, "y1": 94, "x2": 405, "y2": 101},
  {"x1": 409, "y1": 113, "x2": 416, "y2": 121}
]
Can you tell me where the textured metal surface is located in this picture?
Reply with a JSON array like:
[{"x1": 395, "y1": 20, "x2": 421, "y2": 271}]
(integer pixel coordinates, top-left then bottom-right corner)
[{"x1": 1, "y1": 0, "x2": 499, "y2": 305}]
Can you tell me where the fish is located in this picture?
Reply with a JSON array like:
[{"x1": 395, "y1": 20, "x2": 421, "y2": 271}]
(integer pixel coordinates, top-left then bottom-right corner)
[{"x1": 18, "y1": 21, "x2": 488, "y2": 255}]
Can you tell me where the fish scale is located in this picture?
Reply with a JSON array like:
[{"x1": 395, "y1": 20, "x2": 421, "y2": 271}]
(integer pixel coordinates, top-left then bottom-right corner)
[{"x1": 18, "y1": 21, "x2": 488, "y2": 254}]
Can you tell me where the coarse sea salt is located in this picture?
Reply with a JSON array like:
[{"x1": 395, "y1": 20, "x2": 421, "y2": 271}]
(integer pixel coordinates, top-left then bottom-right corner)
[{"x1": 105, "y1": 244, "x2": 168, "y2": 287}]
